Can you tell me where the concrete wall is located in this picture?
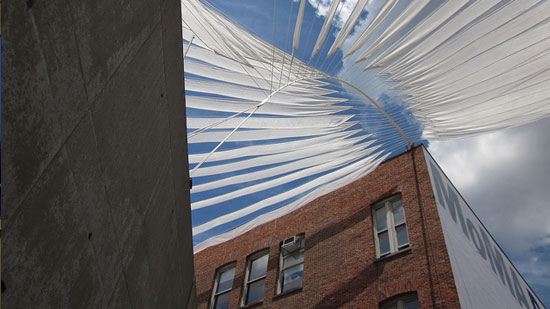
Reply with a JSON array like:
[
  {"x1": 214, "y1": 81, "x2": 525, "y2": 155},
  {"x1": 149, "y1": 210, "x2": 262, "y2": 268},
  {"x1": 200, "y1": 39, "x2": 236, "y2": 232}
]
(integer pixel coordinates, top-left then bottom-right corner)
[
  {"x1": 1, "y1": 0, "x2": 196, "y2": 307},
  {"x1": 194, "y1": 147, "x2": 460, "y2": 308}
]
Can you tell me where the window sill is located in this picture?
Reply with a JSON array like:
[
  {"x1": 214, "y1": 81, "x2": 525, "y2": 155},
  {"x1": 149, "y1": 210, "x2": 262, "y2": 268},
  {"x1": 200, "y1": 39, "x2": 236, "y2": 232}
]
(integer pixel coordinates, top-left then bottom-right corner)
[
  {"x1": 374, "y1": 246, "x2": 412, "y2": 263},
  {"x1": 273, "y1": 287, "x2": 303, "y2": 300},
  {"x1": 240, "y1": 300, "x2": 263, "y2": 309}
]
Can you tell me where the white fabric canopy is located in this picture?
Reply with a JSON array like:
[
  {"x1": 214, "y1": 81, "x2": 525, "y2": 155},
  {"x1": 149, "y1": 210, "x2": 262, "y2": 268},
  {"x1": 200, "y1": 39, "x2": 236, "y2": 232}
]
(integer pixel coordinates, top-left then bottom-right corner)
[
  {"x1": 327, "y1": 0, "x2": 369, "y2": 56},
  {"x1": 182, "y1": 0, "x2": 550, "y2": 252},
  {"x1": 311, "y1": 0, "x2": 341, "y2": 59}
]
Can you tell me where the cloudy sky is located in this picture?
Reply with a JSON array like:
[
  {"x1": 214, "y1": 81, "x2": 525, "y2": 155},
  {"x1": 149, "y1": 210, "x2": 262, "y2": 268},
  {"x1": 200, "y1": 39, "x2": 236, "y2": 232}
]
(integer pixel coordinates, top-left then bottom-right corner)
[
  {"x1": 429, "y1": 117, "x2": 550, "y2": 305},
  {"x1": 195, "y1": 0, "x2": 549, "y2": 304}
]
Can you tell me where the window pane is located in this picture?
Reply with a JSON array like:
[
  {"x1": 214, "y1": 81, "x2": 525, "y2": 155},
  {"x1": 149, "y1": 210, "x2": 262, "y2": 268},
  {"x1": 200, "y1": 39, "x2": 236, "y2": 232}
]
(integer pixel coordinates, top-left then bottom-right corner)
[
  {"x1": 282, "y1": 263, "x2": 303, "y2": 292},
  {"x1": 214, "y1": 291, "x2": 231, "y2": 309},
  {"x1": 396, "y1": 224, "x2": 409, "y2": 247},
  {"x1": 380, "y1": 293, "x2": 418, "y2": 309},
  {"x1": 249, "y1": 254, "x2": 268, "y2": 281},
  {"x1": 405, "y1": 299, "x2": 419, "y2": 309},
  {"x1": 217, "y1": 267, "x2": 235, "y2": 292},
  {"x1": 378, "y1": 231, "x2": 390, "y2": 255},
  {"x1": 375, "y1": 206, "x2": 387, "y2": 231},
  {"x1": 246, "y1": 278, "x2": 265, "y2": 304},
  {"x1": 283, "y1": 250, "x2": 304, "y2": 269},
  {"x1": 392, "y1": 199, "x2": 405, "y2": 224}
]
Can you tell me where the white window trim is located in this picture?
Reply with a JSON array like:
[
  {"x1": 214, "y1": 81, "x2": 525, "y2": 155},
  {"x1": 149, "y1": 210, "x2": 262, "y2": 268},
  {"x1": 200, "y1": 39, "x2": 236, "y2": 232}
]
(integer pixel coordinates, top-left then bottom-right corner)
[
  {"x1": 241, "y1": 250, "x2": 269, "y2": 306},
  {"x1": 372, "y1": 195, "x2": 410, "y2": 258},
  {"x1": 210, "y1": 263, "x2": 236, "y2": 309},
  {"x1": 277, "y1": 234, "x2": 305, "y2": 294}
]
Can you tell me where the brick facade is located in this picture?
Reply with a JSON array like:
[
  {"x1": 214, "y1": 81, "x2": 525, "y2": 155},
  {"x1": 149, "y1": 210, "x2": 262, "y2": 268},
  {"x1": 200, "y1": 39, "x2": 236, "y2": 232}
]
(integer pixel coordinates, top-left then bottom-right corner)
[{"x1": 194, "y1": 146, "x2": 461, "y2": 308}]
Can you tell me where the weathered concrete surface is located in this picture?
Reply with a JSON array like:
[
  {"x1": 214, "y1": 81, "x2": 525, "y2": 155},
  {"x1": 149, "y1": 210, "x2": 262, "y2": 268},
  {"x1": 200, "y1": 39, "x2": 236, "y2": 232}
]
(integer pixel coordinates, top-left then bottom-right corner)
[{"x1": 1, "y1": 0, "x2": 196, "y2": 307}]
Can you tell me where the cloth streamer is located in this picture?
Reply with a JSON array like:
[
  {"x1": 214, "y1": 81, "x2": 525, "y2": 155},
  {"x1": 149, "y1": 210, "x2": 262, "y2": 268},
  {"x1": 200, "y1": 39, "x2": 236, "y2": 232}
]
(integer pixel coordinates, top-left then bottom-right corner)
[{"x1": 182, "y1": 0, "x2": 550, "y2": 252}]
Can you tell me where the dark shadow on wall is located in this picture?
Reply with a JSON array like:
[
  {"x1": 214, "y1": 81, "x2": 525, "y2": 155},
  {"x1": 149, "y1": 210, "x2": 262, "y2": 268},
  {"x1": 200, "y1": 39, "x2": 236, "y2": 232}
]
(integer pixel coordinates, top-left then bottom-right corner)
[
  {"x1": 310, "y1": 246, "x2": 414, "y2": 309},
  {"x1": 311, "y1": 261, "x2": 386, "y2": 309},
  {"x1": 306, "y1": 187, "x2": 398, "y2": 251}
]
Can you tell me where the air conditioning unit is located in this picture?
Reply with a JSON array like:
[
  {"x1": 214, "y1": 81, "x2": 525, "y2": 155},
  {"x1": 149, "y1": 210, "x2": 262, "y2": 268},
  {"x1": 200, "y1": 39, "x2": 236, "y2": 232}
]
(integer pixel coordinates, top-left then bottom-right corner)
[{"x1": 281, "y1": 236, "x2": 301, "y2": 253}]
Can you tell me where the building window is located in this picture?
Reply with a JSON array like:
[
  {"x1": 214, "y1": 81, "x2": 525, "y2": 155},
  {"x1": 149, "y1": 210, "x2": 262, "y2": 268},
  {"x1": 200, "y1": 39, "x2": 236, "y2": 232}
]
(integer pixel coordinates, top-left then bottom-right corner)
[
  {"x1": 277, "y1": 234, "x2": 305, "y2": 294},
  {"x1": 379, "y1": 292, "x2": 419, "y2": 309},
  {"x1": 372, "y1": 195, "x2": 409, "y2": 258},
  {"x1": 242, "y1": 250, "x2": 269, "y2": 306},
  {"x1": 211, "y1": 263, "x2": 236, "y2": 309}
]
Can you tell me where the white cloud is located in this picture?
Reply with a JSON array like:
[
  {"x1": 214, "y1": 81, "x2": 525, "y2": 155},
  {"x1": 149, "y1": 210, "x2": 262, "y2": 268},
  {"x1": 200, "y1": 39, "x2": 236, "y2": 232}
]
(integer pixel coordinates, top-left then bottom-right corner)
[
  {"x1": 428, "y1": 118, "x2": 550, "y2": 254},
  {"x1": 307, "y1": 0, "x2": 383, "y2": 30},
  {"x1": 539, "y1": 236, "x2": 550, "y2": 246},
  {"x1": 334, "y1": 0, "x2": 359, "y2": 28},
  {"x1": 307, "y1": 0, "x2": 332, "y2": 16},
  {"x1": 428, "y1": 131, "x2": 518, "y2": 189},
  {"x1": 428, "y1": 118, "x2": 550, "y2": 303}
]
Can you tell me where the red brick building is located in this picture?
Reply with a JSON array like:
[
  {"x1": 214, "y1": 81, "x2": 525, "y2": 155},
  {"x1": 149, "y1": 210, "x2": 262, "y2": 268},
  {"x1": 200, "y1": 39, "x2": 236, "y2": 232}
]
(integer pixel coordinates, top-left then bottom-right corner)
[{"x1": 193, "y1": 146, "x2": 544, "y2": 309}]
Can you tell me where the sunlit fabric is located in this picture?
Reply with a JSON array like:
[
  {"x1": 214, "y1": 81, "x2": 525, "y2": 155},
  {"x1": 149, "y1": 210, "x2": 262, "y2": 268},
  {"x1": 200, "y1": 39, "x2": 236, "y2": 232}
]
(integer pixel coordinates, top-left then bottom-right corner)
[{"x1": 183, "y1": 0, "x2": 550, "y2": 252}]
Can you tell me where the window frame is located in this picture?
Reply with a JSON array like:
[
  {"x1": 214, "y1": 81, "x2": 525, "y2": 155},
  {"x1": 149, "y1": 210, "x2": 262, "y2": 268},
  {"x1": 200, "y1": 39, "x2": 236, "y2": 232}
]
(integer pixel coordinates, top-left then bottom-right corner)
[
  {"x1": 372, "y1": 195, "x2": 410, "y2": 258},
  {"x1": 379, "y1": 292, "x2": 419, "y2": 309},
  {"x1": 210, "y1": 262, "x2": 236, "y2": 309},
  {"x1": 241, "y1": 249, "x2": 269, "y2": 306},
  {"x1": 277, "y1": 234, "x2": 305, "y2": 295}
]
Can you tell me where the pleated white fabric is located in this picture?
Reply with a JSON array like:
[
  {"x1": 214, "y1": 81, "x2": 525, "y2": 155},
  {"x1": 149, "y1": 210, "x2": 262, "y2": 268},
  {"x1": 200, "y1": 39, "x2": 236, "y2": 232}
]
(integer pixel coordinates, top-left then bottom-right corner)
[
  {"x1": 350, "y1": 0, "x2": 550, "y2": 139},
  {"x1": 183, "y1": 0, "x2": 389, "y2": 252},
  {"x1": 311, "y1": 0, "x2": 341, "y2": 59},
  {"x1": 192, "y1": 151, "x2": 385, "y2": 236},
  {"x1": 193, "y1": 154, "x2": 387, "y2": 253},
  {"x1": 183, "y1": 0, "x2": 550, "y2": 252},
  {"x1": 345, "y1": 0, "x2": 400, "y2": 58},
  {"x1": 355, "y1": 0, "x2": 432, "y2": 62},
  {"x1": 188, "y1": 130, "x2": 360, "y2": 164},
  {"x1": 327, "y1": 0, "x2": 369, "y2": 56},
  {"x1": 293, "y1": 0, "x2": 308, "y2": 55}
]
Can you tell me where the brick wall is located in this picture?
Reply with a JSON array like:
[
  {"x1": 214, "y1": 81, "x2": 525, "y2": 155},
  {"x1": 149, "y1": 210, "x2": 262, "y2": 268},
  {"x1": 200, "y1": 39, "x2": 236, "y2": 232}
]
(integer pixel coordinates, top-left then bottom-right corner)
[{"x1": 194, "y1": 146, "x2": 461, "y2": 308}]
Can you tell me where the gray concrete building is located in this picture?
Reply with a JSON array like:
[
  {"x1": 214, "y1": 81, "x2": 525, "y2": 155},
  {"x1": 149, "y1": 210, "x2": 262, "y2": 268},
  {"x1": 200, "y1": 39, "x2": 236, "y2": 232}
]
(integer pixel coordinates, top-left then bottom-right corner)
[{"x1": 1, "y1": 0, "x2": 196, "y2": 307}]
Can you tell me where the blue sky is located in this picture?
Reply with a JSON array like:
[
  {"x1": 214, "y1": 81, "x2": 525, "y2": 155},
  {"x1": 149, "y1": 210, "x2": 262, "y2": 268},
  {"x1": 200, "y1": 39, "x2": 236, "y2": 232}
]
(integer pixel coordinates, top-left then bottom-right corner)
[{"x1": 188, "y1": 0, "x2": 549, "y2": 305}]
